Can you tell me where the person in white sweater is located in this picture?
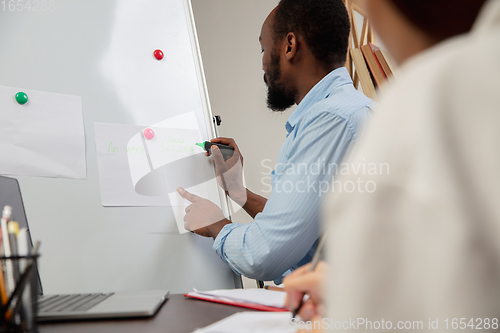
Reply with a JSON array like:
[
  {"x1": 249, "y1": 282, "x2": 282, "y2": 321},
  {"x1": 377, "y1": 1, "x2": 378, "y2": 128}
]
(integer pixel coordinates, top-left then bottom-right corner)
[{"x1": 284, "y1": 0, "x2": 500, "y2": 331}]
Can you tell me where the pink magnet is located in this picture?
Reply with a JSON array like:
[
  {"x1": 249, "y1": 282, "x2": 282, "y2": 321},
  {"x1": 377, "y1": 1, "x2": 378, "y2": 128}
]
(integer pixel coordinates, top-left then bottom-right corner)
[
  {"x1": 153, "y1": 49, "x2": 164, "y2": 60},
  {"x1": 143, "y1": 128, "x2": 155, "y2": 140}
]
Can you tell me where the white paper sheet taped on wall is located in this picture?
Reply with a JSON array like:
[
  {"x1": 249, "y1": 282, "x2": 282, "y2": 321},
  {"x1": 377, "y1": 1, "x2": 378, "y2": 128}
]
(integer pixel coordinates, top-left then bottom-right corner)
[
  {"x1": 0, "y1": 85, "x2": 86, "y2": 179},
  {"x1": 95, "y1": 122, "x2": 212, "y2": 207},
  {"x1": 128, "y1": 112, "x2": 223, "y2": 233},
  {"x1": 95, "y1": 112, "x2": 223, "y2": 233},
  {"x1": 95, "y1": 122, "x2": 170, "y2": 207},
  {"x1": 127, "y1": 112, "x2": 202, "y2": 188}
]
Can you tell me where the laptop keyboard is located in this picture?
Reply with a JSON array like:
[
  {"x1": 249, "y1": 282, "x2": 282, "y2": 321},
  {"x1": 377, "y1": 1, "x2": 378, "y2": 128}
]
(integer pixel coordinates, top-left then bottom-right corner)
[{"x1": 38, "y1": 293, "x2": 114, "y2": 313}]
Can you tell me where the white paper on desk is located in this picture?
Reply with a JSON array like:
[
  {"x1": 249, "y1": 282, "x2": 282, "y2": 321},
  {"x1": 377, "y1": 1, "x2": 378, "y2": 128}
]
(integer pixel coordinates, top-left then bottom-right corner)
[
  {"x1": 0, "y1": 85, "x2": 86, "y2": 179},
  {"x1": 193, "y1": 312, "x2": 296, "y2": 333},
  {"x1": 191, "y1": 288, "x2": 287, "y2": 309}
]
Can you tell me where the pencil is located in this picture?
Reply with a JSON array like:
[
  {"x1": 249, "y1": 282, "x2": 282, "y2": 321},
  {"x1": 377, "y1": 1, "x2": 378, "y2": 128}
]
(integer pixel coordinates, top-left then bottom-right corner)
[
  {"x1": 0, "y1": 206, "x2": 14, "y2": 296},
  {"x1": 0, "y1": 264, "x2": 8, "y2": 305}
]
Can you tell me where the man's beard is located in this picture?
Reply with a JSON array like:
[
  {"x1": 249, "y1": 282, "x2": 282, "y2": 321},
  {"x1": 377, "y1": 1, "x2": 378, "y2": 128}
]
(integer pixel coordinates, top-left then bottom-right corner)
[{"x1": 264, "y1": 50, "x2": 296, "y2": 112}]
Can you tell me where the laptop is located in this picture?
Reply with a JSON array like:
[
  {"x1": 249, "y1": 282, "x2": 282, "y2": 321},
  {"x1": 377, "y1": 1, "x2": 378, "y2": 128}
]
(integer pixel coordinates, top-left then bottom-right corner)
[{"x1": 0, "y1": 176, "x2": 169, "y2": 321}]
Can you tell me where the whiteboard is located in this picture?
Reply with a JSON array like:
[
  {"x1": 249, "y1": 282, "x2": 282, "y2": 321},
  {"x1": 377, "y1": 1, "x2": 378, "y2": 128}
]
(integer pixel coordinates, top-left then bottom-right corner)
[{"x1": 0, "y1": 0, "x2": 240, "y2": 294}]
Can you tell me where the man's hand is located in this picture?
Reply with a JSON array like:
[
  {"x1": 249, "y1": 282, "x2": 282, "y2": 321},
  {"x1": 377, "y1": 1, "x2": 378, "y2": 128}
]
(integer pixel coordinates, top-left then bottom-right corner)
[
  {"x1": 177, "y1": 187, "x2": 231, "y2": 239},
  {"x1": 205, "y1": 138, "x2": 244, "y2": 165},
  {"x1": 207, "y1": 138, "x2": 247, "y2": 206},
  {"x1": 284, "y1": 261, "x2": 327, "y2": 321}
]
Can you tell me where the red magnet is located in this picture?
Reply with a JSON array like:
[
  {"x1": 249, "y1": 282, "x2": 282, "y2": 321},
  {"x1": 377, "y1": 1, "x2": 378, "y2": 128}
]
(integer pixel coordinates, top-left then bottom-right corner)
[
  {"x1": 143, "y1": 128, "x2": 155, "y2": 140},
  {"x1": 153, "y1": 49, "x2": 164, "y2": 60}
]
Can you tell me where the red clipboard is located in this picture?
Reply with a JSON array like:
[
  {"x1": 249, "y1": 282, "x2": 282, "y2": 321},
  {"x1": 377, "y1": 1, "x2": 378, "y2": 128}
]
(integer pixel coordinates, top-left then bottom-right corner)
[{"x1": 184, "y1": 293, "x2": 289, "y2": 312}]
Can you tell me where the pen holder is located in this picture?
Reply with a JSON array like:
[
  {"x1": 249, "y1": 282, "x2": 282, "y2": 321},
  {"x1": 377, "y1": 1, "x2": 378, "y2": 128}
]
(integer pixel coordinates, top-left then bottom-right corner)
[{"x1": 0, "y1": 255, "x2": 40, "y2": 333}]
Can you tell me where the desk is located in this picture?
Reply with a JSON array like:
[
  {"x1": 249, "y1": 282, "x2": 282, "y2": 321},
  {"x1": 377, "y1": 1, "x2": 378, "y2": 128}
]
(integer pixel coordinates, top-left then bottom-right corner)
[{"x1": 39, "y1": 294, "x2": 255, "y2": 333}]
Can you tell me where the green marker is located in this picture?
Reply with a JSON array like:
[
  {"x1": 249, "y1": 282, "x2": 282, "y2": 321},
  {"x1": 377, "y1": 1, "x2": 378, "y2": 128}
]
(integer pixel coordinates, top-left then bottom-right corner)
[{"x1": 196, "y1": 141, "x2": 234, "y2": 158}]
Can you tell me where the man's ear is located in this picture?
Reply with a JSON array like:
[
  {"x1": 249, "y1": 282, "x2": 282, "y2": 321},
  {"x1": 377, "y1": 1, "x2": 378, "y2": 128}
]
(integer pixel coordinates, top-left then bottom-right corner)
[{"x1": 284, "y1": 32, "x2": 298, "y2": 61}]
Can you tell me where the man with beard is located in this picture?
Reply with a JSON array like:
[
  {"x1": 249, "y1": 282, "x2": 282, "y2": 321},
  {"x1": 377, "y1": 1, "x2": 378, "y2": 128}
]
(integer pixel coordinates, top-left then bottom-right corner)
[{"x1": 178, "y1": 0, "x2": 374, "y2": 283}]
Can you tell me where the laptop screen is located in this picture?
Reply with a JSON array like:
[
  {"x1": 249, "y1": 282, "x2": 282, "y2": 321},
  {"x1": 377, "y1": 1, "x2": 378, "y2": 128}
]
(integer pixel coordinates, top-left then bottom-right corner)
[{"x1": 0, "y1": 175, "x2": 43, "y2": 294}]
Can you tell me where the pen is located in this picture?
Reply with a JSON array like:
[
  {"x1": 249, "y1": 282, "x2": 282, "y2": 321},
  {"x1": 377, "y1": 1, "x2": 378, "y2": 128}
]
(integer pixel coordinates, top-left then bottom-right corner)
[
  {"x1": 17, "y1": 228, "x2": 33, "y2": 332},
  {"x1": 291, "y1": 233, "x2": 328, "y2": 319},
  {"x1": 7, "y1": 221, "x2": 22, "y2": 326},
  {"x1": 264, "y1": 286, "x2": 285, "y2": 292},
  {"x1": 0, "y1": 218, "x2": 8, "y2": 305},
  {"x1": 8, "y1": 221, "x2": 20, "y2": 281},
  {"x1": 1, "y1": 206, "x2": 15, "y2": 296},
  {"x1": 0, "y1": 261, "x2": 8, "y2": 305},
  {"x1": 195, "y1": 141, "x2": 234, "y2": 158}
]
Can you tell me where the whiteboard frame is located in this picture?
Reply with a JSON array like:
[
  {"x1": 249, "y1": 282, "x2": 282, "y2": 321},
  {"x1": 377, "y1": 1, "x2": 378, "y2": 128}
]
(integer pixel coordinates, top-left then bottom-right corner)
[{"x1": 184, "y1": 0, "x2": 242, "y2": 288}]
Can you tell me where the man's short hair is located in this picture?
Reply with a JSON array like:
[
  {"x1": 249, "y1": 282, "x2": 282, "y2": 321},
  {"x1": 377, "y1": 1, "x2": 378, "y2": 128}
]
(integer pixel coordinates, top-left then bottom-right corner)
[
  {"x1": 388, "y1": 0, "x2": 487, "y2": 42},
  {"x1": 273, "y1": 0, "x2": 350, "y2": 70}
]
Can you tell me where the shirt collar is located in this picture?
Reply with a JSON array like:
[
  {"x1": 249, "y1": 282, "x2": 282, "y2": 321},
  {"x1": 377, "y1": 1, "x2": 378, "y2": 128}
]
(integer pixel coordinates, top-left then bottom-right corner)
[{"x1": 285, "y1": 67, "x2": 352, "y2": 134}]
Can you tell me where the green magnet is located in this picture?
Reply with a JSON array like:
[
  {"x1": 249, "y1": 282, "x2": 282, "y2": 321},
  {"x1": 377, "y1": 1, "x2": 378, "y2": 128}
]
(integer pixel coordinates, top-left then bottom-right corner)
[{"x1": 15, "y1": 92, "x2": 28, "y2": 105}]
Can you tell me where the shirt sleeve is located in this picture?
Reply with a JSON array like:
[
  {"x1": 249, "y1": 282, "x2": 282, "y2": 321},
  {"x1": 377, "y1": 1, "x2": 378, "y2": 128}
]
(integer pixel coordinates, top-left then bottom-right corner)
[{"x1": 212, "y1": 111, "x2": 364, "y2": 281}]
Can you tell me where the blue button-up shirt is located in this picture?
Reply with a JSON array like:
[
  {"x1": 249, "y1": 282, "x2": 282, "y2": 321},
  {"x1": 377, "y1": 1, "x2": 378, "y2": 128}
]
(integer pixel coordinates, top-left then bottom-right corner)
[{"x1": 213, "y1": 67, "x2": 374, "y2": 283}]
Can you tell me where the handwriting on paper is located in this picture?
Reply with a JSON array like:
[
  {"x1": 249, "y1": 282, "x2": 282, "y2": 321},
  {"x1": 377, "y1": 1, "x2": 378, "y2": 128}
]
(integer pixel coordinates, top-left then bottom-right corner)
[{"x1": 106, "y1": 135, "x2": 195, "y2": 157}]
